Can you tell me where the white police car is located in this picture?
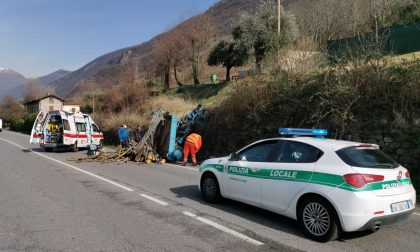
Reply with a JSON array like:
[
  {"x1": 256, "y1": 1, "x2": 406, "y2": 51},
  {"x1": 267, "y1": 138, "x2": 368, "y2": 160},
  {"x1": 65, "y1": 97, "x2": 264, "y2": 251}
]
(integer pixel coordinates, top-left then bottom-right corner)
[{"x1": 198, "y1": 128, "x2": 416, "y2": 242}]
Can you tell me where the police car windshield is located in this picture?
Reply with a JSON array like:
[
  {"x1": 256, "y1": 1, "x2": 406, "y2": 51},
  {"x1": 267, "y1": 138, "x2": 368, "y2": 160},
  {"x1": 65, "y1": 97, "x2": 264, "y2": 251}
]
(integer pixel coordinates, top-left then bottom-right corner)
[{"x1": 336, "y1": 147, "x2": 399, "y2": 169}]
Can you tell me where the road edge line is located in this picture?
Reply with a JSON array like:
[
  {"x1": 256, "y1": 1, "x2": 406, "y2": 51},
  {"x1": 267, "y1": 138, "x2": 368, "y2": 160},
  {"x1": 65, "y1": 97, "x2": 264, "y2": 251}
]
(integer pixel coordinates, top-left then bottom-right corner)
[
  {"x1": 0, "y1": 137, "x2": 134, "y2": 192},
  {"x1": 182, "y1": 211, "x2": 264, "y2": 246},
  {"x1": 139, "y1": 193, "x2": 169, "y2": 206}
]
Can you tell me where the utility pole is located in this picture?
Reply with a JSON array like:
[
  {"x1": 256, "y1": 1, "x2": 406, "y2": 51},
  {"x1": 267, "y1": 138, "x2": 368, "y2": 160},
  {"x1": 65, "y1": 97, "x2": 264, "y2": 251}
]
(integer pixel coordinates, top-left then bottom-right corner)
[
  {"x1": 89, "y1": 76, "x2": 96, "y2": 115},
  {"x1": 277, "y1": 0, "x2": 281, "y2": 66},
  {"x1": 278, "y1": 0, "x2": 281, "y2": 35}
]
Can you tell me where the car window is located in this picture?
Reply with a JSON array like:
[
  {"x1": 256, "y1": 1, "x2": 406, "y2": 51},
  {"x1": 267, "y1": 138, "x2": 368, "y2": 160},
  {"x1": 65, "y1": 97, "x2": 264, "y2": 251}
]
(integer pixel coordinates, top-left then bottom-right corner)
[
  {"x1": 63, "y1": 120, "x2": 70, "y2": 131},
  {"x1": 76, "y1": 123, "x2": 86, "y2": 132},
  {"x1": 276, "y1": 141, "x2": 323, "y2": 163},
  {"x1": 336, "y1": 147, "x2": 399, "y2": 168},
  {"x1": 92, "y1": 124, "x2": 100, "y2": 132},
  {"x1": 237, "y1": 141, "x2": 279, "y2": 162}
]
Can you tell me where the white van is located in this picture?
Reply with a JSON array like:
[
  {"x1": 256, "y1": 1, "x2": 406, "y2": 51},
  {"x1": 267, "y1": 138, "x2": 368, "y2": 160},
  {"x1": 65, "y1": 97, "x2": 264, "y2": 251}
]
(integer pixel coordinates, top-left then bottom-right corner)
[
  {"x1": 0, "y1": 118, "x2": 2, "y2": 132},
  {"x1": 30, "y1": 111, "x2": 103, "y2": 152}
]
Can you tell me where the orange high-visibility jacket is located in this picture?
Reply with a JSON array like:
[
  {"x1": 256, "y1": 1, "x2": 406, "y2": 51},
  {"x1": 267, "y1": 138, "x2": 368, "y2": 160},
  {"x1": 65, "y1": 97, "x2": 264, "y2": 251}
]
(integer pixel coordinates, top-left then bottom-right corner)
[{"x1": 186, "y1": 133, "x2": 202, "y2": 151}]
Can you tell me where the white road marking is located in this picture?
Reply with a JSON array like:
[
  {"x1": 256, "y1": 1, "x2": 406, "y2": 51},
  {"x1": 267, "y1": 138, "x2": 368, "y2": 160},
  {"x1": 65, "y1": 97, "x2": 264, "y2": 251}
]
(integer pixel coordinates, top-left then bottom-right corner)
[
  {"x1": 182, "y1": 211, "x2": 264, "y2": 246},
  {"x1": 0, "y1": 138, "x2": 134, "y2": 192},
  {"x1": 413, "y1": 212, "x2": 420, "y2": 216},
  {"x1": 165, "y1": 163, "x2": 198, "y2": 171},
  {"x1": 139, "y1": 193, "x2": 169, "y2": 206}
]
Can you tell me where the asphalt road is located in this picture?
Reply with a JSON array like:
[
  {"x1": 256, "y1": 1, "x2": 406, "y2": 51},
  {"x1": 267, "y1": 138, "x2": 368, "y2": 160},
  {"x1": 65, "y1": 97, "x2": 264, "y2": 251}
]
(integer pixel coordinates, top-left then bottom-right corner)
[{"x1": 0, "y1": 131, "x2": 419, "y2": 252}]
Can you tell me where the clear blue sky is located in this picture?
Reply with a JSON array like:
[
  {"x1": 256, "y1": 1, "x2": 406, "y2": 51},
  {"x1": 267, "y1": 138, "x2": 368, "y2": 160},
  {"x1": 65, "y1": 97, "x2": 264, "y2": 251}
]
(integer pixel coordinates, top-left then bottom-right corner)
[{"x1": 0, "y1": 0, "x2": 218, "y2": 78}]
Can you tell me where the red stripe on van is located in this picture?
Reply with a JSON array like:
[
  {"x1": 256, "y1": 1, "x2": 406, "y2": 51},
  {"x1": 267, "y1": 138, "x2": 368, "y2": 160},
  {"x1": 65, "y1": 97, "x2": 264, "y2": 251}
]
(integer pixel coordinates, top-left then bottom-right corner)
[{"x1": 64, "y1": 133, "x2": 76, "y2": 138}]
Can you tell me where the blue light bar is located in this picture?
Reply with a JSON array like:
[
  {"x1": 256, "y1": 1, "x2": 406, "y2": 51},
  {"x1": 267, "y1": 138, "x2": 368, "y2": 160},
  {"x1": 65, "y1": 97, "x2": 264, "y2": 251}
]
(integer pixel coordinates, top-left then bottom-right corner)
[{"x1": 279, "y1": 128, "x2": 328, "y2": 137}]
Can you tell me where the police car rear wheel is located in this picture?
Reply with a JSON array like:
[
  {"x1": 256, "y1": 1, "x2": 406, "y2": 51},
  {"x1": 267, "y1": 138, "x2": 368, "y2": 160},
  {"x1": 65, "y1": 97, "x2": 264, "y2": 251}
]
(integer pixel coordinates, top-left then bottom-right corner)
[
  {"x1": 299, "y1": 197, "x2": 340, "y2": 242},
  {"x1": 201, "y1": 173, "x2": 221, "y2": 203}
]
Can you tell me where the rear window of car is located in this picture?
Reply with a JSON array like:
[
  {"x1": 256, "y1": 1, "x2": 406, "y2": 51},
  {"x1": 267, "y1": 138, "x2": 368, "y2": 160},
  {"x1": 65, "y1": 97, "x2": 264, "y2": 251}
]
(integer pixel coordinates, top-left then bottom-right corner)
[{"x1": 336, "y1": 147, "x2": 399, "y2": 168}]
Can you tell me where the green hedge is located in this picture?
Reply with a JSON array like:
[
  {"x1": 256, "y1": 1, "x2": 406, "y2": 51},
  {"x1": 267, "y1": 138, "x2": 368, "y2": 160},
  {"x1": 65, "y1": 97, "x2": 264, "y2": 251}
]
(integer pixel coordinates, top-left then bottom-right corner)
[{"x1": 9, "y1": 113, "x2": 37, "y2": 134}]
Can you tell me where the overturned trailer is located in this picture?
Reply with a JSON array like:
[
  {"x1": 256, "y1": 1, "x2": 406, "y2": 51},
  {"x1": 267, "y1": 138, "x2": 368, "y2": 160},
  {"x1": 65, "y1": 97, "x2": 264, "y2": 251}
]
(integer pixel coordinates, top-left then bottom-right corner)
[
  {"x1": 134, "y1": 104, "x2": 208, "y2": 163},
  {"x1": 69, "y1": 105, "x2": 208, "y2": 164}
]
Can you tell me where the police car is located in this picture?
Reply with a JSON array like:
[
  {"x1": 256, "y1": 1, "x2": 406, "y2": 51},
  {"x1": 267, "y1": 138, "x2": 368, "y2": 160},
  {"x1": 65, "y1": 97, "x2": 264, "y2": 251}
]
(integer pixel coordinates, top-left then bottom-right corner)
[{"x1": 198, "y1": 128, "x2": 416, "y2": 242}]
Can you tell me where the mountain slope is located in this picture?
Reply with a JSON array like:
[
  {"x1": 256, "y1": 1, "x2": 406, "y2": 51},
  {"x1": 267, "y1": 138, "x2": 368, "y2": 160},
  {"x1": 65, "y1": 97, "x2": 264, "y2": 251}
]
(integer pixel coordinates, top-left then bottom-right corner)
[
  {"x1": 4, "y1": 69, "x2": 71, "y2": 100},
  {"x1": 39, "y1": 69, "x2": 71, "y2": 85},
  {"x1": 49, "y1": 0, "x2": 297, "y2": 98},
  {"x1": 0, "y1": 67, "x2": 27, "y2": 99}
]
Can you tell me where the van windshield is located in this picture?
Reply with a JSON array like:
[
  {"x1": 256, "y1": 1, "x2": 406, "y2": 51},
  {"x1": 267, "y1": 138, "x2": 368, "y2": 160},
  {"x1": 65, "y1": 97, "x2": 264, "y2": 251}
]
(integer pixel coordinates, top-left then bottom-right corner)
[{"x1": 336, "y1": 146, "x2": 399, "y2": 168}]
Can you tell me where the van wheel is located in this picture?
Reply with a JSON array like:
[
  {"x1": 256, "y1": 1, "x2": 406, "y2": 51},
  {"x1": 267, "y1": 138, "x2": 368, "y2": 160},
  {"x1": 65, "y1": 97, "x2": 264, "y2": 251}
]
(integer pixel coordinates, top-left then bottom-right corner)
[
  {"x1": 298, "y1": 196, "x2": 340, "y2": 242},
  {"x1": 201, "y1": 173, "x2": 221, "y2": 203},
  {"x1": 45, "y1": 148, "x2": 53, "y2": 152},
  {"x1": 71, "y1": 142, "x2": 78, "y2": 152}
]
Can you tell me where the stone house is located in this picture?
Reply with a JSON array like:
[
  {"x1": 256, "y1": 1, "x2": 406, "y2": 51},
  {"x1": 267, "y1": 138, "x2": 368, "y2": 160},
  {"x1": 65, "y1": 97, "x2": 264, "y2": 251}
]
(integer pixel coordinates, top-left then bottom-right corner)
[
  {"x1": 24, "y1": 94, "x2": 65, "y2": 114},
  {"x1": 63, "y1": 102, "x2": 81, "y2": 113}
]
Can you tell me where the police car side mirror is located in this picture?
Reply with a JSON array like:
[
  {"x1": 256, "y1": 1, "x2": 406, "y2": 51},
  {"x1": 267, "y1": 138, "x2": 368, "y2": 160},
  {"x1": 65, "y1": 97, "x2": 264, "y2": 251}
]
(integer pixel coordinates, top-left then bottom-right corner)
[{"x1": 228, "y1": 153, "x2": 238, "y2": 161}]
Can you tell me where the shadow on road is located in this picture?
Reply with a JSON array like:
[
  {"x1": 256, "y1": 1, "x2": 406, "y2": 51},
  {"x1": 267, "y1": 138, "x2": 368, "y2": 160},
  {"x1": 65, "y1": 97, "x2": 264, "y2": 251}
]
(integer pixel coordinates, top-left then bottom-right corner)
[
  {"x1": 29, "y1": 147, "x2": 85, "y2": 153},
  {"x1": 170, "y1": 185, "x2": 379, "y2": 242},
  {"x1": 170, "y1": 185, "x2": 306, "y2": 239}
]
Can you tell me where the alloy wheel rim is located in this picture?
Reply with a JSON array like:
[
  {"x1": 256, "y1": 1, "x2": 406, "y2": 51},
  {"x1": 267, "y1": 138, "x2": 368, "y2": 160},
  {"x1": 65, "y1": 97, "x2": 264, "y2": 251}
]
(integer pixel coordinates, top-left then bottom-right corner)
[
  {"x1": 203, "y1": 178, "x2": 217, "y2": 198},
  {"x1": 302, "y1": 202, "x2": 330, "y2": 236}
]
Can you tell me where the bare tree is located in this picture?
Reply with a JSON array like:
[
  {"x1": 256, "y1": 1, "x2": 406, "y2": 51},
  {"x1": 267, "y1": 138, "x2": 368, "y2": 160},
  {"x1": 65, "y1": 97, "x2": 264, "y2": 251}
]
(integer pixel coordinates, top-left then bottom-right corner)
[
  {"x1": 0, "y1": 96, "x2": 25, "y2": 122},
  {"x1": 23, "y1": 79, "x2": 54, "y2": 102},
  {"x1": 179, "y1": 13, "x2": 214, "y2": 85}
]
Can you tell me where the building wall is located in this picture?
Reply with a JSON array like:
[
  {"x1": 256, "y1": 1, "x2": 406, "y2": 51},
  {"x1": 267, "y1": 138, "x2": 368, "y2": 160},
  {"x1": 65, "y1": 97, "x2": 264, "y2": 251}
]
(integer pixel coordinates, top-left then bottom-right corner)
[
  {"x1": 63, "y1": 105, "x2": 81, "y2": 113},
  {"x1": 39, "y1": 97, "x2": 63, "y2": 112},
  {"x1": 27, "y1": 103, "x2": 39, "y2": 114}
]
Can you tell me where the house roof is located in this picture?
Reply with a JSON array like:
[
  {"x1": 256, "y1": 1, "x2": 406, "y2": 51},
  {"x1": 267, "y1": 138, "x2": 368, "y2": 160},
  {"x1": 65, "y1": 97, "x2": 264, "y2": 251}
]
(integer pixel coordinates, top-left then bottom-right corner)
[{"x1": 24, "y1": 93, "x2": 65, "y2": 105}]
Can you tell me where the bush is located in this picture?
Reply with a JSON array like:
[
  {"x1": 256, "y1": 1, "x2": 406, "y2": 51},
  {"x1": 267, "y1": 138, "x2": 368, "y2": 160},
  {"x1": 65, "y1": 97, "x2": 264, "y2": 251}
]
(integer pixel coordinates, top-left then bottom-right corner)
[
  {"x1": 9, "y1": 113, "x2": 37, "y2": 133},
  {"x1": 202, "y1": 60, "x2": 420, "y2": 176}
]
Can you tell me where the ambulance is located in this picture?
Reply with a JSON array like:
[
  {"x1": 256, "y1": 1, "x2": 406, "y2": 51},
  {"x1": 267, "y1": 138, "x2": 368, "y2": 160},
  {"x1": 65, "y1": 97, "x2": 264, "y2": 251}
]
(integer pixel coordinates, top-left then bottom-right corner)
[{"x1": 30, "y1": 111, "x2": 103, "y2": 152}]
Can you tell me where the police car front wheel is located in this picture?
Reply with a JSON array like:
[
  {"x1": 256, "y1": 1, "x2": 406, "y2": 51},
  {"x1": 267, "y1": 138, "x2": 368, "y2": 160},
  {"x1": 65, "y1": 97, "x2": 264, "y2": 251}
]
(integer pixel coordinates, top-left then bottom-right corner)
[
  {"x1": 201, "y1": 173, "x2": 221, "y2": 203},
  {"x1": 298, "y1": 197, "x2": 340, "y2": 242}
]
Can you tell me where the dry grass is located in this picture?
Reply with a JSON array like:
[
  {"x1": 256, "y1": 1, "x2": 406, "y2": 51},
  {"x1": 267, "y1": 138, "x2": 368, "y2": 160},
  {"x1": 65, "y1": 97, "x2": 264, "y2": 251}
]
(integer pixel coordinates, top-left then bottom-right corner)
[
  {"x1": 145, "y1": 96, "x2": 197, "y2": 118},
  {"x1": 385, "y1": 52, "x2": 420, "y2": 64},
  {"x1": 93, "y1": 95, "x2": 196, "y2": 131},
  {"x1": 92, "y1": 110, "x2": 150, "y2": 131}
]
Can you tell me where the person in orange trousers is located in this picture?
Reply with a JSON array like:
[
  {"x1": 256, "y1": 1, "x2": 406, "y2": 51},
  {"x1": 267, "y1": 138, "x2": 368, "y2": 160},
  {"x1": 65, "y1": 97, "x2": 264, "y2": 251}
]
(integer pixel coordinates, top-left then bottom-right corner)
[{"x1": 182, "y1": 133, "x2": 202, "y2": 166}]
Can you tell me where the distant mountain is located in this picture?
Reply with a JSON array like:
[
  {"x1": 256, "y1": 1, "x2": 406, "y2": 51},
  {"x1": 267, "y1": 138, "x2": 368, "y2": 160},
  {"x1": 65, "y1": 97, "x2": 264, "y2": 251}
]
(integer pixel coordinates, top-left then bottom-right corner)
[
  {"x1": 2, "y1": 69, "x2": 70, "y2": 100},
  {"x1": 0, "y1": 67, "x2": 27, "y2": 99},
  {"x1": 39, "y1": 69, "x2": 71, "y2": 85},
  {"x1": 49, "y1": 47, "x2": 130, "y2": 98},
  {"x1": 49, "y1": 0, "x2": 297, "y2": 98}
]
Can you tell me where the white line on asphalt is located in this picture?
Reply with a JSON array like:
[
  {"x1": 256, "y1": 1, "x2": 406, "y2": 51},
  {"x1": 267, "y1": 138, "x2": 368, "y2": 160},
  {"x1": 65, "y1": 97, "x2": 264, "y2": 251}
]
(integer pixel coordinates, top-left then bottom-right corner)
[
  {"x1": 165, "y1": 163, "x2": 198, "y2": 171},
  {"x1": 139, "y1": 194, "x2": 169, "y2": 206},
  {"x1": 0, "y1": 138, "x2": 134, "y2": 192},
  {"x1": 414, "y1": 212, "x2": 420, "y2": 216},
  {"x1": 182, "y1": 211, "x2": 264, "y2": 246}
]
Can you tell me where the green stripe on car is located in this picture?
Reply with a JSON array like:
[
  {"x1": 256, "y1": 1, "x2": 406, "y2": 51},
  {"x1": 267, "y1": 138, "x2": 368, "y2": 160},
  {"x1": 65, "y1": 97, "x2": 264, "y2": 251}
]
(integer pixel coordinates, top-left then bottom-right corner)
[{"x1": 199, "y1": 164, "x2": 412, "y2": 192}]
